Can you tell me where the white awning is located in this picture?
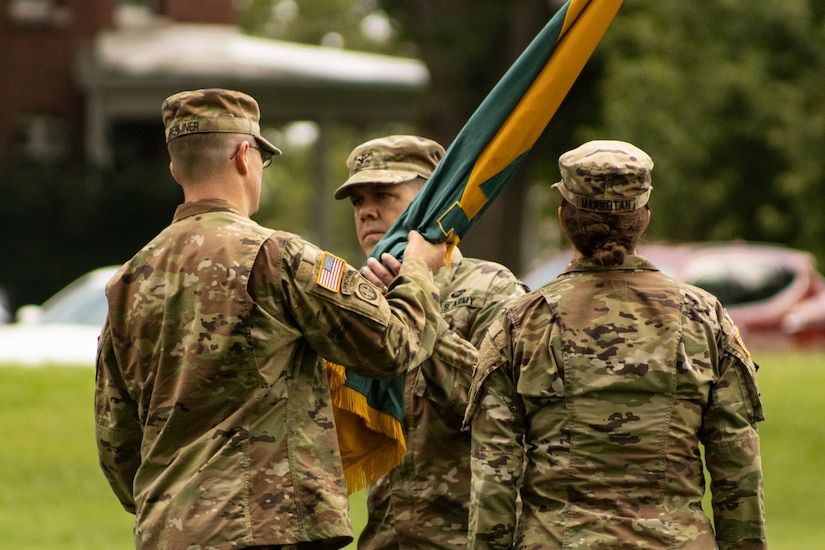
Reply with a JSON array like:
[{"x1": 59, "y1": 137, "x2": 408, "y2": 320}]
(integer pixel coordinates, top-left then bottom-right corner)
[
  {"x1": 92, "y1": 24, "x2": 428, "y2": 87},
  {"x1": 75, "y1": 23, "x2": 430, "y2": 165}
]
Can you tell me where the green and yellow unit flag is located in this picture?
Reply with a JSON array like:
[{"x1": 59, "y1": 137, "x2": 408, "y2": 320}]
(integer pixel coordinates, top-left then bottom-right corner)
[{"x1": 328, "y1": 0, "x2": 623, "y2": 494}]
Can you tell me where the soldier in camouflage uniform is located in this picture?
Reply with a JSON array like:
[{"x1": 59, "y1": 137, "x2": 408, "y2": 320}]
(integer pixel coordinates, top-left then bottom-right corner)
[
  {"x1": 94, "y1": 89, "x2": 450, "y2": 550},
  {"x1": 333, "y1": 135, "x2": 528, "y2": 549},
  {"x1": 464, "y1": 140, "x2": 767, "y2": 549}
]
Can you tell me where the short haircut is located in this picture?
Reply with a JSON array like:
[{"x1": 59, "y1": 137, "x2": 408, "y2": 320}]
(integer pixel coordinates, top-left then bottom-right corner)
[{"x1": 168, "y1": 133, "x2": 238, "y2": 184}]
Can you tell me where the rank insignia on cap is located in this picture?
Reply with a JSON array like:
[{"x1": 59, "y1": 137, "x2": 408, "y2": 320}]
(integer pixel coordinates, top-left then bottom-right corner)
[
  {"x1": 354, "y1": 152, "x2": 371, "y2": 168},
  {"x1": 317, "y1": 252, "x2": 345, "y2": 292}
]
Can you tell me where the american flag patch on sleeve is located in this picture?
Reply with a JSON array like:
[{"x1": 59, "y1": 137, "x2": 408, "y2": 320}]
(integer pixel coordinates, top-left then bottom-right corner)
[{"x1": 317, "y1": 252, "x2": 345, "y2": 292}]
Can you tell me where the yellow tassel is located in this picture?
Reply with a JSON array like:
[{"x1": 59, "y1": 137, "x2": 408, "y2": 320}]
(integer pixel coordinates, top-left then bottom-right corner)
[
  {"x1": 444, "y1": 234, "x2": 460, "y2": 267},
  {"x1": 324, "y1": 360, "x2": 407, "y2": 494},
  {"x1": 326, "y1": 360, "x2": 347, "y2": 391}
]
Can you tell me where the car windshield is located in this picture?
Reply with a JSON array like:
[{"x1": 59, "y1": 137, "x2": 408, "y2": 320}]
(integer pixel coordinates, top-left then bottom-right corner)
[
  {"x1": 522, "y1": 245, "x2": 805, "y2": 309},
  {"x1": 37, "y1": 268, "x2": 115, "y2": 326},
  {"x1": 683, "y1": 257, "x2": 797, "y2": 306}
]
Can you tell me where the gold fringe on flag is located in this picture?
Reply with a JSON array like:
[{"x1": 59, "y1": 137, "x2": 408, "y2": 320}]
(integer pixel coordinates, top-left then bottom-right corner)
[{"x1": 325, "y1": 360, "x2": 407, "y2": 494}]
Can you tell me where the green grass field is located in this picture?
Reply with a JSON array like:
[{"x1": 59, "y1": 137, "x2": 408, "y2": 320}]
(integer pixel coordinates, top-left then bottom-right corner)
[{"x1": 1, "y1": 350, "x2": 822, "y2": 549}]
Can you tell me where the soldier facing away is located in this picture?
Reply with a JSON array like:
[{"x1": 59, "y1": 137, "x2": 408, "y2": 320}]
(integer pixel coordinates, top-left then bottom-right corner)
[
  {"x1": 464, "y1": 140, "x2": 767, "y2": 549},
  {"x1": 333, "y1": 135, "x2": 528, "y2": 549},
  {"x1": 94, "y1": 89, "x2": 448, "y2": 550}
]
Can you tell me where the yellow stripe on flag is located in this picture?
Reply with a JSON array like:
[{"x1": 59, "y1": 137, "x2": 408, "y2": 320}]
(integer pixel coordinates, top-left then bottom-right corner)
[{"x1": 459, "y1": 0, "x2": 623, "y2": 219}]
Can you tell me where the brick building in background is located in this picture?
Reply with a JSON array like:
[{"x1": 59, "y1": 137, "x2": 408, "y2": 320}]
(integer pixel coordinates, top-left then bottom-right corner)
[
  {"x1": 0, "y1": 0, "x2": 237, "y2": 165},
  {"x1": 0, "y1": 0, "x2": 428, "y2": 167},
  {"x1": 0, "y1": 0, "x2": 429, "y2": 312}
]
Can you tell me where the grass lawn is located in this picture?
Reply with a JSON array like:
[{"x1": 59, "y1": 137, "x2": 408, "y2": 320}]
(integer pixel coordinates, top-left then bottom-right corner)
[{"x1": 1, "y1": 350, "x2": 822, "y2": 549}]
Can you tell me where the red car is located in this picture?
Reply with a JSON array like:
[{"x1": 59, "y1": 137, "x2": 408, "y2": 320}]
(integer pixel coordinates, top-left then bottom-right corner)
[{"x1": 521, "y1": 242, "x2": 825, "y2": 349}]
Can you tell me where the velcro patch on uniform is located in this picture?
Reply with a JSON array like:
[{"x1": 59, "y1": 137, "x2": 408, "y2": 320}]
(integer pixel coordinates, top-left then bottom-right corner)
[
  {"x1": 355, "y1": 281, "x2": 381, "y2": 305},
  {"x1": 340, "y1": 270, "x2": 358, "y2": 296},
  {"x1": 735, "y1": 327, "x2": 751, "y2": 357},
  {"x1": 317, "y1": 252, "x2": 345, "y2": 292}
]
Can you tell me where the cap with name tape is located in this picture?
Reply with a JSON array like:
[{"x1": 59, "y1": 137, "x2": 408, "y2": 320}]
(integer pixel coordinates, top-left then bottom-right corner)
[
  {"x1": 162, "y1": 88, "x2": 281, "y2": 155},
  {"x1": 552, "y1": 140, "x2": 653, "y2": 212}
]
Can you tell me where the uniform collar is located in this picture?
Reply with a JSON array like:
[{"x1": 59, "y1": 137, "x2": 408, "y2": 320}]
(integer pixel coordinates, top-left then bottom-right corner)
[
  {"x1": 562, "y1": 254, "x2": 659, "y2": 274},
  {"x1": 173, "y1": 198, "x2": 244, "y2": 223}
]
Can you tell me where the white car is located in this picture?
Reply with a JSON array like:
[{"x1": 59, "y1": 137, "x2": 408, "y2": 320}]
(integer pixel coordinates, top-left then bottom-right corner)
[
  {"x1": 0, "y1": 287, "x2": 10, "y2": 324},
  {"x1": 0, "y1": 266, "x2": 118, "y2": 366}
]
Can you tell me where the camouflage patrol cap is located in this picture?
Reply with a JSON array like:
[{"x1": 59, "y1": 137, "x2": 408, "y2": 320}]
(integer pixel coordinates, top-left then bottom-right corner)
[
  {"x1": 552, "y1": 140, "x2": 653, "y2": 212},
  {"x1": 162, "y1": 88, "x2": 281, "y2": 155},
  {"x1": 334, "y1": 135, "x2": 444, "y2": 200}
]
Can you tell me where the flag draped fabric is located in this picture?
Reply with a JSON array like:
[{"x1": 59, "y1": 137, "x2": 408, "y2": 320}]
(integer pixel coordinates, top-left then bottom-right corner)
[{"x1": 328, "y1": 0, "x2": 623, "y2": 494}]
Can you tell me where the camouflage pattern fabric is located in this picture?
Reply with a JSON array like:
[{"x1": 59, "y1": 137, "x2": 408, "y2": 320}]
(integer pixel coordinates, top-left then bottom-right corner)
[
  {"x1": 162, "y1": 88, "x2": 280, "y2": 154},
  {"x1": 359, "y1": 248, "x2": 527, "y2": 549},
  {"x1": 464, "y1": 255, "x2": 766, "y2": 549},
  {"x1": 335, "y1": 135, "x2": 444, "y2": 199},
  {"x1": 552, "y1": 139, "x2": 653, "y2": 213},
  {"x1": 95, "y1": 198, "x2": 443, "y2": 550}
]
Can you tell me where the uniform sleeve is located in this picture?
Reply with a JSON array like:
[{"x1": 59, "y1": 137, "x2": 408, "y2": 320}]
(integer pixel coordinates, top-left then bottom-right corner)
[
  {"x1": 468, "y1": 269, "x2": 529, "y2": 346},
  {"x1": 94, "y1": 319, "x2": 142, "y2": 514},
  {"x1": 274, "y1": 237, "x2": 442, "y2": 379},
  {"x1": 465, "y1": 318, "x2": 524, "y2": 549},
  {"x1": 411, "y1": 320, "x2": 480, "y2": 416},
  {"x1": 701, "y1": 313, "x2": 767, "y2": 549},
  {"x1": 416, "y1": 266, "x2": 527, "y2": 417}
]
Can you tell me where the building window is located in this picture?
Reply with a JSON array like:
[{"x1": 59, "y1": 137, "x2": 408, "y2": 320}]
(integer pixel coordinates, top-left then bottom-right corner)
[
  {"x1": 12, "y1": 114, "x2": 68, "y2": 163},
  {"x1": 8, "y1": 0, "x2": 69, "y2": 26},
  {"x1": 115, "y1": 0, "x2": 160, "y2": 28}
]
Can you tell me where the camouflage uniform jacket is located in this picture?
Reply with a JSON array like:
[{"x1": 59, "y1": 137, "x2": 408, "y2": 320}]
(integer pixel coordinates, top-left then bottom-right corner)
[
  {"x1": 95, "y1": 199, "x2": 443, "y2": 550},
  {"x1": 465, "y1": 255, "x2": 766, "y2": 549},
  {"x1": 359, "y1": 248, "x2": 527, "y2": 549}
]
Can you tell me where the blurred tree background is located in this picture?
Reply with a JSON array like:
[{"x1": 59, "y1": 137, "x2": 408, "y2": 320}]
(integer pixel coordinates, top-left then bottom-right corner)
[
  {"x1": 245, "y1": 0, "x2": 825, "y2": 275},
  {"x1": 583, "y1": 0, "x2": 825, "y2": 254},
  {"x1": 242, "y1": 0, "x2": 594, "y2": 273},
  {"x1": 1, "y1": 0, "x2": 824, "y2": 311}
]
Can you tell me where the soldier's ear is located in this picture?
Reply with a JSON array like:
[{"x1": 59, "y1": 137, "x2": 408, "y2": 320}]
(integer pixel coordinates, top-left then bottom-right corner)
[
  {"x1": 169, "y1": 162, "x2": 182, "y2": 186},
  {"x1": 231, "y1": 141, "x2": 251, "y2": 175}
]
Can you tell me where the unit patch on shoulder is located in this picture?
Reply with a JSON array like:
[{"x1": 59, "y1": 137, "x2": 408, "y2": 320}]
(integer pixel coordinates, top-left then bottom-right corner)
[
  {"x1": 317, "y1": 252, "x2": 345, "y2": 292},
  {"x1": 355, "y1": 281, "x2": 381, "y2": 305}
]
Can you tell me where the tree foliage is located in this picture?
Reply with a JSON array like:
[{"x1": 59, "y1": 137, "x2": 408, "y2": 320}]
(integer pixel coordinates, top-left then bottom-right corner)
[
  {"x1": 243, "y1": 0, "x2": 825, "y2": 270},
  {"x1": 580, "y1": 0, "x2": 825, "y2": 263},
  {"x1": 377, "y1": 0, "x2": 825, "y2": 271},
  {"x1": 240, "y1": 0, "x2": 405, "y2": 54}
]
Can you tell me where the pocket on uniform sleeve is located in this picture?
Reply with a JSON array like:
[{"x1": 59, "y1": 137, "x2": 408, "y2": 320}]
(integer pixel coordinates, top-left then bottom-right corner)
[
  {"x1": 731, "y1": 353, "x2": 765, "y2": 424},
  {"x1": 462, "y1": 321, "x2": 509, "y2": 429}
]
